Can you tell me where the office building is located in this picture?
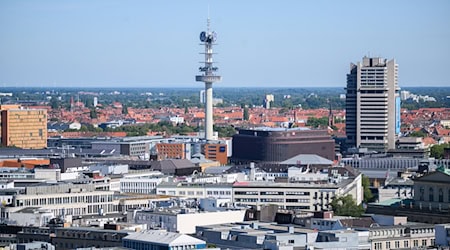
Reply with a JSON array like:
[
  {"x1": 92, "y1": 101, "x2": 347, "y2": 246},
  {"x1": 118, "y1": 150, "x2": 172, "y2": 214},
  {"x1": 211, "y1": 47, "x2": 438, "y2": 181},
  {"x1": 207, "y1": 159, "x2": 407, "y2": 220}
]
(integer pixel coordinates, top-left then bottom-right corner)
[
  {"x1": 133, "y1": 204, "x2": 246, "y2": 234},
  {"x1": 232, "y1": 127, "x2": 335, "y2": 163},
  {"x1": 203, "y1": 143, "x2": 228, "y2": 165},
  {"x1": 232, "y1": 168, "x2": 362, "y2": 212},
  {"x1": 156, "y1": 142, "x2": 187, "y2": 160},
  {"x1": 346, "y1": 56, "x2": 400, "y2": 152},
  {"x1": 0, "y1": 105, "x2": 47, "y2": 149}
]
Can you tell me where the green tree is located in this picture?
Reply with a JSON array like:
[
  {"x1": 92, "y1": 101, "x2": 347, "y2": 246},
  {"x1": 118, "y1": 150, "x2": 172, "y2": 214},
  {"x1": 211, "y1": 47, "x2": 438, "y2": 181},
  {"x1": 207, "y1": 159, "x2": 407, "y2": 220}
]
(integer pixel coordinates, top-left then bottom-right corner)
[
  {"x1": 122, "y1": 104, "x2": 128, "y2": 115},
  {"x1": 330, "y1": 195, "x2": 364, "y2": 217},
  {"x1": 362, "y1": 175, "x2": 374, "y2": 203},
  {"x1": 409, "y1": 131, "x2": 427, "y2": 138},
  {"x1": 50, "y1": 98, "x2": 60, "y2": 109},
  {"x1": 430, "y1": 143, "x2": 450, "y2": 159},
  {"x1": 281, "y1": 99, "x2": 294, "y2": 110},
  {"x1": 306, "y1": 117, "x2": 329, "y2": 128},
  {"x1": 214, "y1": 125, "x2": 236, "y2": 137},
  {"x1": 90, "y1": 109, "x2": 97, "y2": 119},
  {"x1": 243, "y1": 107, "x2": 249, "y2": 121}
]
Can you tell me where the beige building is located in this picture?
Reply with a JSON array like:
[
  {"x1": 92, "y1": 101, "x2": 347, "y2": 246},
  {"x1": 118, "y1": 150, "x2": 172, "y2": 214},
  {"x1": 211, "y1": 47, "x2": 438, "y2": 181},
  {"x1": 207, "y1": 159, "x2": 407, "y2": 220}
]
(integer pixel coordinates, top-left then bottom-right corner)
[
  {"x1": 0, "y1": 105, "x2": 47, "y2": 149},
  {"x1": 369, "y1": 224, "x2": 435, "y2": 250}
]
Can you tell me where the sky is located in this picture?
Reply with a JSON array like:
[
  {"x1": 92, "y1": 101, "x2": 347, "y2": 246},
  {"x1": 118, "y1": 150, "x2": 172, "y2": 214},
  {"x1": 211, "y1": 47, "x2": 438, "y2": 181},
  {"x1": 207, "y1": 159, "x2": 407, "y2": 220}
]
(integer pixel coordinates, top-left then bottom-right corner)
[{"x1": 0, "y1": 1, "x2": 449, "y2": 88}]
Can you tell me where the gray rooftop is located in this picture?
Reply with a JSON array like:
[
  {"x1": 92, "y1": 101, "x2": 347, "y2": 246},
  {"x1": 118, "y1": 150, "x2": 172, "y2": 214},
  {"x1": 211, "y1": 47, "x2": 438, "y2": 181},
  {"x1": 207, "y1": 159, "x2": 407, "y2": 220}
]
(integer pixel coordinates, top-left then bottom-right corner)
[
  {"x1": 203, "y1": 166, "x2": 232, "y2": 175},
  {"x1": 123, "y1": 230, "x2": 205, "y2": 246},
  {"x1": 280, "y1": 154, "x2": 334, "y2": 166},
  {"x1": 243, "y1": 127, "x2": 311, "y2": 132},
  {"x1": 233, "y1": 178, "x2": 353, "y2": 189}
]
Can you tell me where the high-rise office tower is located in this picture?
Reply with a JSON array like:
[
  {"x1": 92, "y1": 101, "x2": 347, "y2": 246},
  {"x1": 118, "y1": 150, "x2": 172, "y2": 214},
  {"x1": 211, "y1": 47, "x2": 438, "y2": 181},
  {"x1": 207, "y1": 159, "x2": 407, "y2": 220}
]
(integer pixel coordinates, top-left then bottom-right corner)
[
  {"x1": 195, "y1": 18, "x2": 221, "y2": 141},
  {"x1": 346, "y1": 56, "x2": 400, "y2": 152}
]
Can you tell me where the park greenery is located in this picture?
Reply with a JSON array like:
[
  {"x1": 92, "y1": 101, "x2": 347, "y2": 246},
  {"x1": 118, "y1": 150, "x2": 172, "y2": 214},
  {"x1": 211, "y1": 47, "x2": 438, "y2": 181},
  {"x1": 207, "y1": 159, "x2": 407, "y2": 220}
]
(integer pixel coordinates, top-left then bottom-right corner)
[
  {"x1": 66, "y1": 121, "x2": 237, "y2": 138},
  {"x1": 430, "y1": 143, "x2": 450, "y2": 159},
  {"x1": 330, "y1": 195, "x2": 365, "y2": 217},
  {"x1": 362, "y1": 175, "x2": 374, "y2": 203},
  {"x1": 3, "y1": 87, "x2": 448, "y2": 112},
  {"x1": 408, "y1": 130, "x2": 428, "y2": 138}
]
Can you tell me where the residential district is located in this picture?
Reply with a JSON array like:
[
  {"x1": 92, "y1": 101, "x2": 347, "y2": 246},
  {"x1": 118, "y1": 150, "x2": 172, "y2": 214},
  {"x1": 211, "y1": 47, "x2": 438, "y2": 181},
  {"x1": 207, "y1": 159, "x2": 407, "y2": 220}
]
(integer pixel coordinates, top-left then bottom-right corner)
[
  {"x1": 0, "y1": 56, "x2": 449, "y2": 250},
  {"x1": 1, "y1": 23, "x2": 450, "y2": 250}
]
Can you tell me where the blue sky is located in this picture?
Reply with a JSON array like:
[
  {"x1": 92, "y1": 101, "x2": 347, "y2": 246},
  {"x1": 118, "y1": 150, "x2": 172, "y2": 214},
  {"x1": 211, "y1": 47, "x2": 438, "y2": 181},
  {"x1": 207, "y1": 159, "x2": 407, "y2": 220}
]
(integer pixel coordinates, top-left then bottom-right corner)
[{"x1": 0, "y1": 0, "x2": 449, "y2": 88}]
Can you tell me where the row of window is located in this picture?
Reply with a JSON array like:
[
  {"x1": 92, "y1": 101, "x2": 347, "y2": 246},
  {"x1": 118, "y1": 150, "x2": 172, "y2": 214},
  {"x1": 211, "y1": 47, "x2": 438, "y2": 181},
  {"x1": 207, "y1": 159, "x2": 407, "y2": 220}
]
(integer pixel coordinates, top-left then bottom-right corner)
[
  {"x1": 418, "y1": 186, "x2": 450, "y2": 202},
  {"x1": 373, "y1": 238, "x2": 434, "y2": 250},
  {"x1": 16, "y1": 194, "x2": 113, "y2": 207}
]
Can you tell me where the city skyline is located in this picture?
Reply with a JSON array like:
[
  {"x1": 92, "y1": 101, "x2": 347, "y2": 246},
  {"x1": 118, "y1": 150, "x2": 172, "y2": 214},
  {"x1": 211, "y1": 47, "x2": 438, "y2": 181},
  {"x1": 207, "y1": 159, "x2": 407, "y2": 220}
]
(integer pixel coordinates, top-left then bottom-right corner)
[{"x1": 1, "y1": 0, "x2": 449, "y2": 88}]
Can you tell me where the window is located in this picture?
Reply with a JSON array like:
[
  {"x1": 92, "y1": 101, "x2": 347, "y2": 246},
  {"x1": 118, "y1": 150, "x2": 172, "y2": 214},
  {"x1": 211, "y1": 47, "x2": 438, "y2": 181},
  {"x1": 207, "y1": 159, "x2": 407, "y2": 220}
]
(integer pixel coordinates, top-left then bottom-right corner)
[
  {"x1": 422, "y1": 239, "x2": 427, "y2": 246},
  {"x1": 429, "y1": 187, "x2": 434, "y2": 201},
  {"x1": 395, "y1": 241, "x2": 400, "y2": 248},
  {"x1": 288, "y1": 240, "x2": 294, "y2": 244},
  {"x1": 413, "y1": 240, "x2": 419, "y2": 247},
  {"x1": 439, "y1": 188, "x2": 444, "y2": 202},
  {"x1": 374, "y1": 242, "x2": 382, "y2": 250},
  {"x1": 404, "y1": 240, "x2": 409, "y2": 248},
  {"x1": 386, "y1": 242, "x2": 391, "y2": 249},
  {"x1": 419, "y1": 187, "x2": 424, "y2": 201}
]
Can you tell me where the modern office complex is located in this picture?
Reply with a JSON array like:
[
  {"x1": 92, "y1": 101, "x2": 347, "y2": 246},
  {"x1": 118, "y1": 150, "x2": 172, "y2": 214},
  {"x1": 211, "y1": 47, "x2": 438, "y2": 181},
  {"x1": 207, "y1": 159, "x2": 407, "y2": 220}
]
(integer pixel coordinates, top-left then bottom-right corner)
[
  {"x1": 231, "y1": 127, "x2": 335, "y2": 163},
  {"x1": 0, "y1": 105, "x2": 47, "y2": 149},
  {"x1": 346, "y1": 56, "x2": 400, "y2": 152},
  {"x1": 232, "y1": 173, "x2": 362, "y2": 212}
]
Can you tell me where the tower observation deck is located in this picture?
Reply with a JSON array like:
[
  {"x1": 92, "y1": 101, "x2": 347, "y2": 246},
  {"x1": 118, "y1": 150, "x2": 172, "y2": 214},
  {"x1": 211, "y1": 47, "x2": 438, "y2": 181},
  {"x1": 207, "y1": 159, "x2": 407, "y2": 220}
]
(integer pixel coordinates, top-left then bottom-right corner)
[{"x1": 195, "y1": 18, "x2": 222, "y2": 141}]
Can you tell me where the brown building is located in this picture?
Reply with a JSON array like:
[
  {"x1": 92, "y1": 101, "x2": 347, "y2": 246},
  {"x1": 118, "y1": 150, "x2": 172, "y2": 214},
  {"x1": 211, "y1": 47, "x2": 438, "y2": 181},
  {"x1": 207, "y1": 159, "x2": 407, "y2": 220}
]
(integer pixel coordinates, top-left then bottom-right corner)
[
  {"x1": 232, "y1": 127, "x2": 335, "y2": 164},
  {"x1": 203, "y1": 143, "x2": 228, "y2": 165},
  {"x1": 0, "y1": 105, "x2": 47, "y2": 149},
  {"x1": 156, "y1": 143, "x2": 186, "y2": 160}
]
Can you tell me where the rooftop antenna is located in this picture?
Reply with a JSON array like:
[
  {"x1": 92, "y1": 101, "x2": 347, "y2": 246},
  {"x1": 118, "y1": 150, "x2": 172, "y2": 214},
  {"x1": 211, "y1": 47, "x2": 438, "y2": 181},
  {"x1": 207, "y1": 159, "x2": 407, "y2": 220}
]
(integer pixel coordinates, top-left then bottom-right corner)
[{"x1": 207, "y1": 4, "x2": 211, "y2": 32}]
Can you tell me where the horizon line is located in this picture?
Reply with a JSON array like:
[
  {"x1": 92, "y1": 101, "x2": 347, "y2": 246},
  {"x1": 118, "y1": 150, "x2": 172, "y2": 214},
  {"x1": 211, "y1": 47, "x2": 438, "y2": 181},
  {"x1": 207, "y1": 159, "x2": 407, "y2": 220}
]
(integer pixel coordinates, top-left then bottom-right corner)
[{"x1": 0, "y1": 84, "x2": 449, "y2": 89}]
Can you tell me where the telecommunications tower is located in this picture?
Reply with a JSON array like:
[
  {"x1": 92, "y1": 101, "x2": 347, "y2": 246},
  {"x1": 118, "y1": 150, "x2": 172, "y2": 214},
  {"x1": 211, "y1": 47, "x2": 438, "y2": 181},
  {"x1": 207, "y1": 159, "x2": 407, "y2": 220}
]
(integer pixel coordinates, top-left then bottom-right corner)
[{"x1": 195, "y1": 18, "x2": 222, "y2": 141}]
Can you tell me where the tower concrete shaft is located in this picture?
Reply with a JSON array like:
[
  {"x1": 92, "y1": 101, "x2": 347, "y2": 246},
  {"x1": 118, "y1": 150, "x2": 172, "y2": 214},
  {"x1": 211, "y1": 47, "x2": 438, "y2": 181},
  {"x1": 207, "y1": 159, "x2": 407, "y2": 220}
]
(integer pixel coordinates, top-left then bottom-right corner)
[
  {"x1": 205, "y1": 82, "x2": 213, "y2": 140},
  {"x1": 195, "y1": 19, "x2": 221, "y2": 141}
]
